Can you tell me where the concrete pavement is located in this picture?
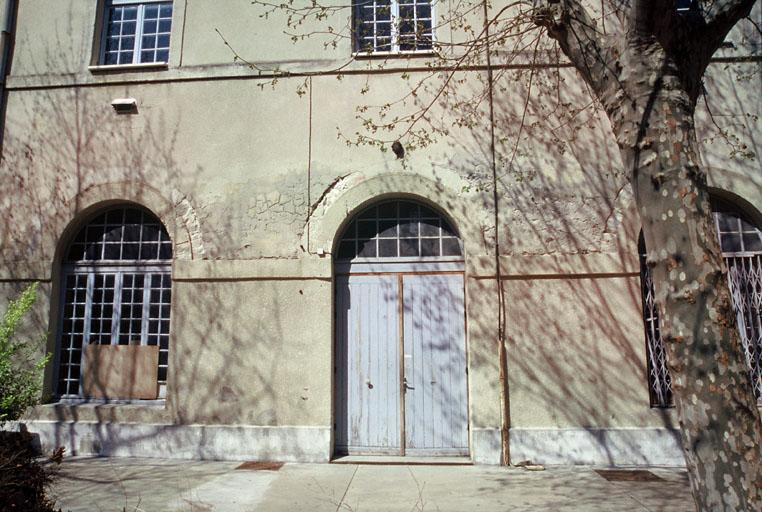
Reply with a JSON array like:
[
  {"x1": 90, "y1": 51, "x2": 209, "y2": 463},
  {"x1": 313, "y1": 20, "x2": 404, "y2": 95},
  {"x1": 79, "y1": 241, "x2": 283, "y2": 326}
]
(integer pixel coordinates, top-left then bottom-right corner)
[{"x1": 49, "y1": 457, "x2": 695, "y2": 512}]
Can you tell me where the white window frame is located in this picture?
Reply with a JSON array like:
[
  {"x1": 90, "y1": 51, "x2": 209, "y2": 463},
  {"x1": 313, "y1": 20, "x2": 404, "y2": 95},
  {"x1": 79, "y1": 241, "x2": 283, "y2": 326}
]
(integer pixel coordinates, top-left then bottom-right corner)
[
  {"x1": 353, "y1": 0, "x2": 437, "y2": 55},
  {"x1": 99, "y1": 0, "x2": 173, "y2": 66}
]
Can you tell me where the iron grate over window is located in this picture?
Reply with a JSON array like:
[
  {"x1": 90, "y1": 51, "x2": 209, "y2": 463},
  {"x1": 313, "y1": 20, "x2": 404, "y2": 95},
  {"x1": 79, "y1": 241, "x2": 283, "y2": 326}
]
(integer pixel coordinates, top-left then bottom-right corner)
[
  {"x1": 640, "y1": 200, "x2": 762, "y2": 406},
  {"x1": 337, "y1": 200, "x2": 462, "y2": 261},
  {"x1": 57, "y1": 206, "x2": 172, "y2": 398},
  {"x1": 639, "y1": 233, "x2": 674, "y2": 408}
]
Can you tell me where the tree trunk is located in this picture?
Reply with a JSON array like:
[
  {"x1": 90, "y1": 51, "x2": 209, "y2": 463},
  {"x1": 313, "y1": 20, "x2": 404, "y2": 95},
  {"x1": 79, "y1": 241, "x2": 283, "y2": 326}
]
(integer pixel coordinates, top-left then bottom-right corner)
[{"x1": 611, "y1": 54, "x2": 762, "y2": 510}]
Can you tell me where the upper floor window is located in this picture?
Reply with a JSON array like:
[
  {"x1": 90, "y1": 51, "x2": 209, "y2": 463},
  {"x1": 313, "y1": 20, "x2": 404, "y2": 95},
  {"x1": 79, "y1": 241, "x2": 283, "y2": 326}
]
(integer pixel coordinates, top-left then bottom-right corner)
[
  {"x1": 101, "y1": 0, "x2": 173, "y2": 65},
  {"x1": 354, "y1": 0, "x2": 434, "y2": 54}
]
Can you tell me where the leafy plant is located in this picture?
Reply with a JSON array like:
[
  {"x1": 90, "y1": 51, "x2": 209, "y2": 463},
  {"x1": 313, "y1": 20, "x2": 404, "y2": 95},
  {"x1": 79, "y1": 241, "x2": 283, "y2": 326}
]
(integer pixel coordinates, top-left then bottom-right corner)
[{"x1": 0, "y1": 283, "x2": 49, "y2": 423}]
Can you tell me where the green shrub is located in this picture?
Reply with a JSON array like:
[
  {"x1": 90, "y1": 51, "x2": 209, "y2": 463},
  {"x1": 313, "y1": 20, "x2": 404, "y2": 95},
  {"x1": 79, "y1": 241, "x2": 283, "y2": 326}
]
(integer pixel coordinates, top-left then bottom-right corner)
[{"x1": 0, "y1": 283, "x2": 49, "y2": 424}]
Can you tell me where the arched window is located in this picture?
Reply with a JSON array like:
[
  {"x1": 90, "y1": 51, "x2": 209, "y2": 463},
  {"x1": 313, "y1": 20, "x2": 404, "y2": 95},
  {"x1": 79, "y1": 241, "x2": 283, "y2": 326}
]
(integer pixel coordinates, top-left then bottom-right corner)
[
  {"x1": 57, "y1": 206, "x2": 172, "y2": 399},
  {"x1": 640, "y1": 198, "x2": 762, "y2": 407},
  {"x1": 336, "y1": 200, "x2": 462, "y2": 261}
]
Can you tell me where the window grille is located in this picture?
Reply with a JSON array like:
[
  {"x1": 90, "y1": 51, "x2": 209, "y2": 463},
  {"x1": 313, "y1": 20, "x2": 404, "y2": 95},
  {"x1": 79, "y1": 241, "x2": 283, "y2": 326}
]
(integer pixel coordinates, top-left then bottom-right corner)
[
  {"x1": 101, "y1": 0, "x2": 172, "y2": 65},
  {"x1": 638, "y1": 234, "x2": 674, "y2": 407},
  {"x1": 354, "y1": 0, "x2": 434, "y2": 53},
  {"x1": 640, "y1": 200, "x2": 762, "y2": 406},
  {"x1": 337, "y1": 200, "x2": 461, "y2": 260},
  {"x1": 57, "y1": 206, "x2": 172, "y2": 398}
]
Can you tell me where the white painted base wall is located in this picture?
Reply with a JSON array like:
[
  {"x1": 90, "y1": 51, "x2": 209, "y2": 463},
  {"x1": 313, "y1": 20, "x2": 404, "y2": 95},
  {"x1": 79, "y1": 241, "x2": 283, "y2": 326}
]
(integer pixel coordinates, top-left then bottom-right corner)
[
  {"x1": 12, "y1": 421, "x2": 331, "y2": 462},
  {"x1": 471, "y1": 427, "x2": 502, "y2": 465},
  {"x1": 510, "y1": 427, "x2": 686, "y2": 466},
  {"x1": 9, "y1": 422, "x2": 685, "y2": 466}
]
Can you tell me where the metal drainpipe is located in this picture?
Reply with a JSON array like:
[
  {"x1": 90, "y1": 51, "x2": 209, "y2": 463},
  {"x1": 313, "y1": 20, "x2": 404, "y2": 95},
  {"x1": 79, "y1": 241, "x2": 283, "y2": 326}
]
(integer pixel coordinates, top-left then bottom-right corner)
[{"x1": 0, "y1": 0, "x2": 16, "y2": 126}]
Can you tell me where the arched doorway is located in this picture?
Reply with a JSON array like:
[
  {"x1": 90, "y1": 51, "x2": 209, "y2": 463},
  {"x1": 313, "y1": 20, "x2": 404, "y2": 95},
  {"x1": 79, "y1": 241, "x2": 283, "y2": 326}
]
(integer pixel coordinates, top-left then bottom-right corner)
[{"x1": 334, "y1": 199, "x2": 469, "y2": 456}]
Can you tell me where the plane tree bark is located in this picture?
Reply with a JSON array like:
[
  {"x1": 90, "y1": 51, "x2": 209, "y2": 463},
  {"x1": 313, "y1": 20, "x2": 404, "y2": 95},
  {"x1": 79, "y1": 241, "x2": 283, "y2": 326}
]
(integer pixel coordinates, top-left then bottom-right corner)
[{"x1": 533, "y1": 0, "x2": 762, "y2": 509}]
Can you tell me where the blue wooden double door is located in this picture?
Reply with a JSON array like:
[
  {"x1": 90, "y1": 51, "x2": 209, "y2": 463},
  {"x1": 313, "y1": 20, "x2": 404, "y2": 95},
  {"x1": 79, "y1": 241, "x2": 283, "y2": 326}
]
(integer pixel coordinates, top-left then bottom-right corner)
[{"x1": 335, "y1": 273, "x2": 469, "y2": 456}]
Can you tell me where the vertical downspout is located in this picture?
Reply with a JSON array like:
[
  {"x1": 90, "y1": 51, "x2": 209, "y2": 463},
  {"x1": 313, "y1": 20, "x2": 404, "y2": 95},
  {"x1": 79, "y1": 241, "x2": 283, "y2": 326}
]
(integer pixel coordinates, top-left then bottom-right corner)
[
  {"x1": 482, "y1": 0, "x2": 510, "y2": 465},
  {"x1": 0, "y1": 0, "x2": 17, "y2": 153}
]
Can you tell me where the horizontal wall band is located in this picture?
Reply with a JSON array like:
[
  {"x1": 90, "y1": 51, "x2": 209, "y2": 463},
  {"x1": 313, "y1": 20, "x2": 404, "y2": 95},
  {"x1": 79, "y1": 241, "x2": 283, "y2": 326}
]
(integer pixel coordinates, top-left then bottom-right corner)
[
  {"x1": 470, "y1": 271, "x2": 640, "y2": 280},
  {"x1": 6, "y1": 55, "x2": 758, "y2": 92},
  {"x1": 172, "y1": 259, "x2": 331, "y2": 280}
]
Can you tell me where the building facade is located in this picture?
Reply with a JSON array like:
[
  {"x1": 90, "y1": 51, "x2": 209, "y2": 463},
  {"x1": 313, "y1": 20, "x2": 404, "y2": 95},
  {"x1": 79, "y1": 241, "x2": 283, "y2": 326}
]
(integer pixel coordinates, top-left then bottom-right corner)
[{"x1": 1, "y1": 0, "x2": 760, "y2": 465}]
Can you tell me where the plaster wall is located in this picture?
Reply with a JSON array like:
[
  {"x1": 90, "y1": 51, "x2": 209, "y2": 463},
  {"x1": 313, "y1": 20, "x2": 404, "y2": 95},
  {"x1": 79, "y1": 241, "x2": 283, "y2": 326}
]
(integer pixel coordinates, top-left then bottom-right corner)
[{"x1": 0, "y1": 0, "x2": 759, "y2": 464}]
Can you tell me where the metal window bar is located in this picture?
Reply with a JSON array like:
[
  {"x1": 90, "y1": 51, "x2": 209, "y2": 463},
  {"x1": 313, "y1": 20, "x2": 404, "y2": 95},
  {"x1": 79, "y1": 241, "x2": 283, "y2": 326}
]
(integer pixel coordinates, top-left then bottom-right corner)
[
  {"x1": 641, "y1": 207, "x2": 762, "y2": 406},
  {"x1": 638, "y1": 240, "x2": 674, "y2": 408}
]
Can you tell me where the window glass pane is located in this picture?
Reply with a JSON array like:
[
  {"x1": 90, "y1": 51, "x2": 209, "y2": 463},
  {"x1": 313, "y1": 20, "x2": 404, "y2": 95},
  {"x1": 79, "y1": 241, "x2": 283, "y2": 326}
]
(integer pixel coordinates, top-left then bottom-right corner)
[
  {"x1": 376, "y1": 22, "x2": 391, "y2": 38},
  {"x1": 743, "y1": 233, "x2": 762, "y2": 252},
  {"x1": 420, "y1": 219, "x2": 440, "y2": 236},
  {"x1": 442, "y1": 238, "x2": 462, "y2": 256},
  {"x1": 399, "y1": 202, "x2": 419, "y2": 217},
  {"x1": 377, "y1": 202, "x2": 396, "y2": 218},
  {"x1": 122, "y1": 20, "x2": 137, "y2": 35},
  {"x1": 716, "y1": 212, "x2": 738, "y2": 232},
  {"x1": 420, "y1": 238, "x2": 439, "y2": 256},
  {"x1": 357, "y1": 220, "x2": 377, "y2": 238},
  {"x1": 159, "y1": 243, "x2": 172, "y2": 260},
  {"x1": 123, "y1": 6, "x2": 138, "y2": 20},
  {"x1": 378, "y1": 239, "x2": 398, "y2": 257},
  {"x1": 399, "y1": 221, "x2": 419, "y2": 237},
  {"x1": 357, "y1": 239, "x2": 376, "y2": 257},
  {"x1": 721, "y1": 233, "x2": 743, "y2": 252},
  {"x1": 400, "y1": 238, "x2": 419, "y2": 256},
  {"x1": 338, "y1": 241, "x2": 356, "y2": 259},
  {"x1": 378, "y1": 220, "x2": 397, "y2": 238}
]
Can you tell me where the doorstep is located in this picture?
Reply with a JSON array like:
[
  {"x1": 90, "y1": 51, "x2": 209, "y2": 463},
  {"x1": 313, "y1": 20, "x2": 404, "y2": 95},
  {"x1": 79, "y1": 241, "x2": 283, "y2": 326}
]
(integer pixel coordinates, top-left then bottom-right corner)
[{"x1": 330, "y1": 455, "x2": 473, "y2": 465}]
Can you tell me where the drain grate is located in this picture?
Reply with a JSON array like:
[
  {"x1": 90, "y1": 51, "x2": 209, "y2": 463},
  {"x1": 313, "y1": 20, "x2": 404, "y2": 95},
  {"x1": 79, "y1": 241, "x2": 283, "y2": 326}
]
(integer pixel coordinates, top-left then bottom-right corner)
[
  {"x1": 595, "y1": 469, "x2": 664, "y2": 482},
  {"x1": 235, "y1": 461, "x2": 284, "y2": 471}
]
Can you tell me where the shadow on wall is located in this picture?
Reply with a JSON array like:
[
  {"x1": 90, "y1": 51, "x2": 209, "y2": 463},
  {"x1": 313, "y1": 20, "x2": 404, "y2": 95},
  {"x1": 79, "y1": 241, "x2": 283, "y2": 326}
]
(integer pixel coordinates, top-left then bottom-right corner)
[{"x1": 0, "y1": 15, "x2": 321, "y2": 461}]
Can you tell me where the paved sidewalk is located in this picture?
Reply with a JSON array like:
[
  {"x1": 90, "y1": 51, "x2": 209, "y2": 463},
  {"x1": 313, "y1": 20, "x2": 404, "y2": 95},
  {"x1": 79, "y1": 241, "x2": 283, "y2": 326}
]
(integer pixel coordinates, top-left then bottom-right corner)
[{"x1": 50, "y1": 457, "x2": 694, "y2": 512}]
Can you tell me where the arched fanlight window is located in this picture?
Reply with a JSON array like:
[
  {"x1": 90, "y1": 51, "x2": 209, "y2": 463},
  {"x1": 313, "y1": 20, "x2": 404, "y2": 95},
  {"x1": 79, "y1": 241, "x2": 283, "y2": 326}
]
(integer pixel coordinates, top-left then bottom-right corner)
[
  {"x1": 640, "y1": 197, "x2": 762, "y2": 407},
  {"x1": 57, "y1": 206, "x2": 172, "y2": 399},
  {"x1": 336, "y1": 200, "x2": 462, "y2": 261}
]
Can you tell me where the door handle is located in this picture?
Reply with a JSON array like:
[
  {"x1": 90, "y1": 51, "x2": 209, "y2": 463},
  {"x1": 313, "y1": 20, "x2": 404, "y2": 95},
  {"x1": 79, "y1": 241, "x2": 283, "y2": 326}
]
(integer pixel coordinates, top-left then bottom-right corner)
[{"x1": 403, "y1": 378, "x2": 414, "y2": 390}]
